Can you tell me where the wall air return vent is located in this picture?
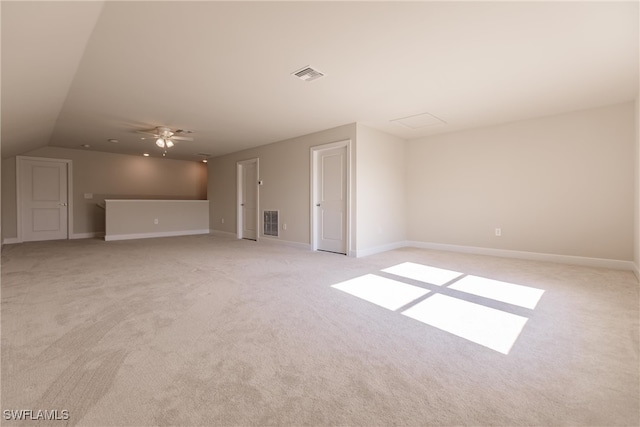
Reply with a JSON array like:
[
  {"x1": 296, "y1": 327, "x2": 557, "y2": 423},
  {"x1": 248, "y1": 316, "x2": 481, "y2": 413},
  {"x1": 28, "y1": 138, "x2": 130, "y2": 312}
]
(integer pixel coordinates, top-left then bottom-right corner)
[
  {"x1": 291, "y1": 66, "x2": 325, "y2": 82},
  {"x1": 263, "y1": 210, "x2": 279, "y2": 237}
]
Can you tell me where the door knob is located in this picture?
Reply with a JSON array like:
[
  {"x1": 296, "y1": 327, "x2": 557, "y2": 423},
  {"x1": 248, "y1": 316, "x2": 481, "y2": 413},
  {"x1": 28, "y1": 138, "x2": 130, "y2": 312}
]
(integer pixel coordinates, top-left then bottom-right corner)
[
  {"x1": 315, "y1": 203, "x2": 320, "y2": 207},
  {"x1": 241, "y1": 203, "x2": 245, "y2": 206}
]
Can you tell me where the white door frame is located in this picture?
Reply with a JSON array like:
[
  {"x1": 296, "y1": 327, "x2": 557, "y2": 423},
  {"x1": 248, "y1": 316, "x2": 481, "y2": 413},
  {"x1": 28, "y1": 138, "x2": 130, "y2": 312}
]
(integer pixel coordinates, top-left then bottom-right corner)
[
  {"x1": 16, "y1": 156, "x2": 73, "y2": 243},
  {"x1": 310, "y1": 140, "x2": 352, "y2": 255},
  {"x1": 236, "y1": 158, "x2": 260, "y2": 240}
]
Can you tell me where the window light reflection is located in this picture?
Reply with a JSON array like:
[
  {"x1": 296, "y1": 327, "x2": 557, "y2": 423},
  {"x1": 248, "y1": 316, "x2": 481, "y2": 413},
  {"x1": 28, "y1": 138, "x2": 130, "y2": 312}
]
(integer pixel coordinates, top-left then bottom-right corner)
[
  {"x1": 382, "y1": 262, "x2": 463, "y2": 286},
  {"x1": 402, "y1": 294, "x2": 528, "y2": 355},
  {"x1": 331, "y1": 261, "x2": 545, "y2": 355},
  {"x1": 331, "y1": 274, "x2": 430, "y2": 311},
  {"x1": 448, "y1": 275, "x2": 544, "y2": 309}
]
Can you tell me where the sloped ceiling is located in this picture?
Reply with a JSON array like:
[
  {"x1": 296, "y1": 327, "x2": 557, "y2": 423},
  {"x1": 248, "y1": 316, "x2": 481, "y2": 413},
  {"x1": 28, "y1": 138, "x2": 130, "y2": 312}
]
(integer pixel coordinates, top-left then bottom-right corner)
[
  {"x1": 2, "y1": 1, "x2": 638, "y2": 161},
  {"x1": 2, "y1": 1, "x2": 104, "y2": 158}
]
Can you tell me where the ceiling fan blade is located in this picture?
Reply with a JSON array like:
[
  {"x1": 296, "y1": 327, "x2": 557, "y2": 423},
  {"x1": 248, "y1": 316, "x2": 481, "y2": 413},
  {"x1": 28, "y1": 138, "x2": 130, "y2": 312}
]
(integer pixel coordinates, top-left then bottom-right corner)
[
  {"x1": 136, "y1": 130, "x2": 160, "y2": 137},
  {"x1": 170, "y1": 136, "x2": 193, "y2": 141}
]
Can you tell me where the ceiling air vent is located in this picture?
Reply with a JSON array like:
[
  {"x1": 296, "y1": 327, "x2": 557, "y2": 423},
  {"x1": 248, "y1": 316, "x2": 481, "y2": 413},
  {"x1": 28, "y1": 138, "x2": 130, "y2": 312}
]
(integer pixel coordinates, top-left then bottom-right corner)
[
  {"x1": 291, "y1": 66, "x2": 325, "y2": 82},
  {"x1": 391, "y1": 112, "x2": 447, "y2": 129}
]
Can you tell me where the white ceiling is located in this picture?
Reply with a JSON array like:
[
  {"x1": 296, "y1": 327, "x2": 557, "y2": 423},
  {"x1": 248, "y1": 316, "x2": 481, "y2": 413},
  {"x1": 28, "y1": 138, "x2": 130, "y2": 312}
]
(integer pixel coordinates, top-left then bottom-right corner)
[{"x1": 2, "y1": 1, "x2": 638, "y2": 161}]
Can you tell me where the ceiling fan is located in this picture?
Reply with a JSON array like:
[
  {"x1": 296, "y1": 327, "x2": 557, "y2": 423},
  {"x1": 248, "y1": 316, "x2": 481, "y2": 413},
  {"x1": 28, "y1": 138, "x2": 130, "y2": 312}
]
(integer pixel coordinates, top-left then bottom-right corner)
[{"x1": 136, "y1": 126, "x2": 194, "y2": 149}]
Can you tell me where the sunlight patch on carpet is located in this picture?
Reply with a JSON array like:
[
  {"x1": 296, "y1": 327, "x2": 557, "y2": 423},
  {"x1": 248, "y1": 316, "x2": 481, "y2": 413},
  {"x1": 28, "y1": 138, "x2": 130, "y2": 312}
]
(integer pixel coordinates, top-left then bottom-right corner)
[
  {"x1": 382, "y1": 262, "x2": 463, "y2": 286},
  {"x1": 402, "y1": 294, "x2": 528, "y2": 354},
  {"x1": 331, "y1": 274, "x2": 430, "y2": 310},
  {"x1": 448, "y1": 275, "x2": 545, "y2": 309},
  {"x1": 331, "y1": 261, "x2": 545, "y2": 355}
]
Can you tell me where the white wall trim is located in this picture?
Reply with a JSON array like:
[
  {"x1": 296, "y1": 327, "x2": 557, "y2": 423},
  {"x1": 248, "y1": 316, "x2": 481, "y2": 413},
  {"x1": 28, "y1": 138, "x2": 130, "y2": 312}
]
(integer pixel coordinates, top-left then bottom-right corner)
[
  {"x1": 4, "y1": 233, "x2": 103, "y2": 243},
  {"x1": 633, "y1": 263, "x2": 640, "y2": 282},
  {"x1": 355, "y1": 241, "x2": 408, "y2": 258},
  {"x1": 71, "y1": 232, "x2": 104, "y2": 239},
  {"x1": 258, "y1": 236, "x2": 311, "y2": 250},
  {"x1": 104, "y1": 199, "x2": 209, "y2": 203},
  {"x1": 104, "y1": 229, "x2": 210, "y2": 242},
  {"x1": 407, "y1": 241, "x2": 636, "y2": 271},
  {"x1": 209, "y1": 230, "x2": 237, "y2": 238}
]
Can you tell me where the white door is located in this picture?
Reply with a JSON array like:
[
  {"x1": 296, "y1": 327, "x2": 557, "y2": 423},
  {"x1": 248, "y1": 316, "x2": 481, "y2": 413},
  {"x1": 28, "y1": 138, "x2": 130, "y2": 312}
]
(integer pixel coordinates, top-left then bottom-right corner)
[
  {"x1": 313, "y1": 144, "x2": 347, "y2": 254},
  {"x1": 238, "y1": 159, "x2": 258, "y2": 240},
  {"x1": 19, "y1": 158, "x2": 69, "y2": 242}
]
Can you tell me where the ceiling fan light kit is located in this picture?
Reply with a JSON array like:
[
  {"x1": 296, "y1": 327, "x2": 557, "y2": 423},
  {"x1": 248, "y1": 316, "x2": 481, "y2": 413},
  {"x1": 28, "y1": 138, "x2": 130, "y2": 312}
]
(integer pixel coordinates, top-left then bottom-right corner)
[
  {"x1": 138, "y1": 126, "x2": 194, "y2": 153},
  {"x1": 154, "y1": 137, "x2": 175, "y2": 148}
]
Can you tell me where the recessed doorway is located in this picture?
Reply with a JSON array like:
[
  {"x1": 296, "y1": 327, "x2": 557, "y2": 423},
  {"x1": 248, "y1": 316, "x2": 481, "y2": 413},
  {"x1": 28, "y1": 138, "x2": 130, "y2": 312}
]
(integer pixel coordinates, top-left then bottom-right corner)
[{"x1": 237, "y1": 158, "x2": 259, "y2": 241}]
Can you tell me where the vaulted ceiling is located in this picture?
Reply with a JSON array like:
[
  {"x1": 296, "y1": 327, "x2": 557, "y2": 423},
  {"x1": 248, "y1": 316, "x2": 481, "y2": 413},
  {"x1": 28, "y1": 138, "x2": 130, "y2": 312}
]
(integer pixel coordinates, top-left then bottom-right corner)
[{"x1": 2, "y1": 1, "x2": 638, "y2": 161}]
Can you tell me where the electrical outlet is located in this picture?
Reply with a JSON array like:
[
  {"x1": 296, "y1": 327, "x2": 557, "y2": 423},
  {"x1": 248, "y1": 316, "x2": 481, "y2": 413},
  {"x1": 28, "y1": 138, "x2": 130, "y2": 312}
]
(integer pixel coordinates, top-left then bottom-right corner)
[
  {"x1": 495, "y1": 228, "x2": 501, "y2": 237},
  {"x1": 221, "y1": 218, "x2": 225, "y2": 224},
  {"x1": 154, "y1": 218, "x2": 159, "y2": 225},
  {"x1": 283, "y1": 223, "x2": 287, "y2": 230}
]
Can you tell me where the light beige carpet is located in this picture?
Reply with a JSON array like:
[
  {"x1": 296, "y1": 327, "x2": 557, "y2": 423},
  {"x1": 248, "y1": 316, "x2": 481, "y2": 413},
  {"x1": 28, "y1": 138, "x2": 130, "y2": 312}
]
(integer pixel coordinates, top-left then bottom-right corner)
[{"x1": 1, "y1": 234, "x2": 638, "y2": 426}]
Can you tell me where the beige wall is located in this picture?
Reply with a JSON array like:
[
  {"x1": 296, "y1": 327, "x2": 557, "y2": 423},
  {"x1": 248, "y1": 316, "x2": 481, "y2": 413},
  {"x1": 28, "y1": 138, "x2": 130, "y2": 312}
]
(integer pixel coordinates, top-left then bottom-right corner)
[
  {"x1": 355, "y1": 124, "x2": 407, "y2": 254},
  {"x1": 0, "y1": 154, "x2": 3, "y2": 246},
  {"x1": 105, "y1": 200, "x2": 209, "y2": 240},
  {"x1": 2, "y1": 147, "x2": 207, "y2": 239},
  {"x1": 635, "y1": 96, "x2": 639, "y2": 274},
  {"x1": 407, "y1": 102, "x2": 636, "y2": 261},
  {"x1": 635, "y1": 3, "x2": 640, "y2": 279},
  {"x1": 208, "y1": 124, "x2": 357, "y2": 250}
]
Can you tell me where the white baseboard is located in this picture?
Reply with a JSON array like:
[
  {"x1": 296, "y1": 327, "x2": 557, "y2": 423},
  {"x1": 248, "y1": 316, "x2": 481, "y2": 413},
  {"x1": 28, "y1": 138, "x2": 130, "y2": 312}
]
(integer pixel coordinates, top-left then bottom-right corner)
[
  {"x1": 633, "y1": 263, "x2": 640, "y2": 282},
  {"x1": 105, "y1": 229, "x2": 210, "y2": 242},
  {"x1": 258, "y1": 236, "x2": 311, "y2": 250},
  {"x1": 407, "y1": 241, "x2": 636, "y2": 271},
  {"x1": 5, "y1": 232, "x2": 107, "y2": 243},
  {"x1": 71, "y1": 232, "x2": 104, "y2": 239},
  {"x1": 4, "y1": 233, "x2": 104, "y2": 243},
  {"x1": 355, "y1": 241, "x2": 409, "y2": 258},
  {"x1": 208, "y1": 231, "x2": 311, "y2": 250}
]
